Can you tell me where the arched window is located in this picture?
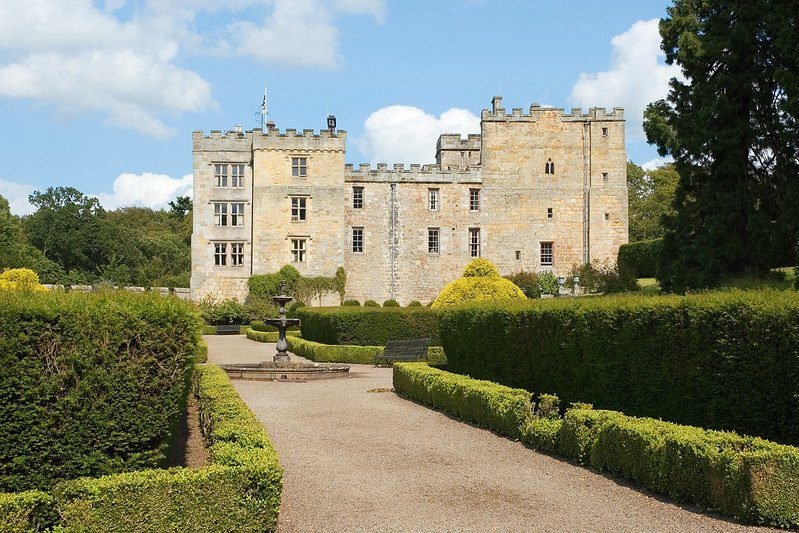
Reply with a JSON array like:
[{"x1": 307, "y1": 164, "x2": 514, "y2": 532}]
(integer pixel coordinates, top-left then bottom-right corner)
[{"x1": 545, "y1": 158, "x2": 555, "y2": 175}]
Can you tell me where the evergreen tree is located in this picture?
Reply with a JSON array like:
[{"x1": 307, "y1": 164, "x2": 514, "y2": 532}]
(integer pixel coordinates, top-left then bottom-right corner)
[{"x1": 644, "y1": 0, "x2": 798, "y2": 292}]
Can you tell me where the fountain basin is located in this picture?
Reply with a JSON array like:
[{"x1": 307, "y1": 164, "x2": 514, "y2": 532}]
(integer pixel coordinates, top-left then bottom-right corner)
[{"x1": 220, "y1": 361, "x2": 350, "y2": 381}]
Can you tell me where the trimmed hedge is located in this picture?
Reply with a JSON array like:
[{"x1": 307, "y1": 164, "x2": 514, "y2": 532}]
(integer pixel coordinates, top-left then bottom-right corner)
[
  {"x1": 246, "y1": 330, "x2": 446, "y2": 365},
  {"x1": 393, "y1": 363, "x2": 799, "y2": 528},
  {"x1": 393, "y1": 363, "x2": 531, "y2": 439},
  {"x1": 440, "y1": 291, "x2": 799, "y2": 446},
  {"x1": 618, "y1": 238, "x2": 662, "y2": 278},
  {"x1": 296, "y1": 306, "x2": 441, "y2": 346},
  {"x1": 0, "y1": 365, "x2": 283, "y2": 532},
  {"x1": 197, "y1": 338, "x2": 208, "y2": 364},
  {"x1": 0, "y1": 291, "x2": 202, "y2": 492}
]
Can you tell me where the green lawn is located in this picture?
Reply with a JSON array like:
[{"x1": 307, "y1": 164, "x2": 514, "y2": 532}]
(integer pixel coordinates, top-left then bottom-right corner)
[{"x1": 635, "y1": 267, "x2": 796, "y2": 295}]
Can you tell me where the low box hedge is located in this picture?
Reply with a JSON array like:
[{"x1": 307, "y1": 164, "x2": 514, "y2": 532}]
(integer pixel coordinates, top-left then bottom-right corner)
[
  {"x1": 0, "y1": 291, "x2": 202, "y2": 492},
  {"x1": 393, "y1": 363, "x2": 799, "y2": 528},
  {"x1": 246, "y1": 330, "x2": 446, "y2": 365},
  {"x1": 0, "y1": 365, "x2": 283, "y2": 533},
  {"x1": 393, "y1": 363, "x2": 531, "y2": 439},
  {"x1": 440, "y1": 290, "x2": 799, "y2": 446},
  {"x1": 296, "y1": 306, "x2": 440, "y2": 346}
]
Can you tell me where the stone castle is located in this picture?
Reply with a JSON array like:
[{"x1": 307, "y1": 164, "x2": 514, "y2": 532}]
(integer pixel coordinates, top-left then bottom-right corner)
[{"x1": 190, "y1": 96, "x2": 628, "y2": 304}]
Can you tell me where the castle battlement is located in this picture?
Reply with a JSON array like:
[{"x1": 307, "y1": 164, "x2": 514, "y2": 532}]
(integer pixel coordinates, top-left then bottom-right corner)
[
  {"x1": 193, "y1": 128, "x2": 346, "y2": 140},
  {"x1": 436, "y1": 133, "x2": 481, "y2": 149},
  {"x1": 344, "y1": 163, "x2": 481, "y2": 184},
  {"x1": 481, "y1": 96, "x2": 624, "y2": 122}
]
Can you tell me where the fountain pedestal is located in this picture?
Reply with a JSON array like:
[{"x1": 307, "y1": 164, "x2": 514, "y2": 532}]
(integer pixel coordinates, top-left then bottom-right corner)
[{"x1": 265, "y1": 295, "x2": 300, "y2": 362}]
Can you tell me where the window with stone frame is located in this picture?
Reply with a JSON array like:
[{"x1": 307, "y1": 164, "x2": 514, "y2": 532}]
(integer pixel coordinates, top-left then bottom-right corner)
[
  {"x1": 214, "y1": 164, "x2": 228, "y2": 187},
  {"x1": 231, "y1": 203, "x2": 245, "y2": 226},
  {"x1": 213, "y1": 242, "x2": 227, "y2": 266},
  {"x1": 540, "y1": 241, "x2": 554, "y2": 266},
  {"x1": 545, "y1": 159, "x2": 555, "y2": 175},
  {"x1": 469, "y1": 188, "x2": 480, "y2": 211},
  {"x1": 291, "y1": 197, "x2": 307, "y2": 221},
  {"x1": 547, "y1": 207, "x2": 553, "y2": 220},
  {"x1": 231, "y1": 164, "x2": 245, "y2": 188},
  {"x1": 428, "y1": 227, "x2": 440, "y2": 254},
  {"x1": 469, "y1": 227, "x2": 480, "y2": 258},
  {"x1": 352, "y1": 227, "x2": 364, "y2": 253},
  {"x1": 291, "y1": 238, "x2": 306, "y2": 262},
  {"x1": 214, "y1": 202, "x2": 228, "y2": 226},
  {"x1": 428, "y1": 188, "x2": 440, "y2": 211},
  {"x1": 352, "y1": 186, "x2": 364, "y2": 209},
  {"x1": 230, "y1": 242, "x2": 245, "y2": 266},
  {"x1": 291, "y1": 156, "x2": 307, "y2": 177}
]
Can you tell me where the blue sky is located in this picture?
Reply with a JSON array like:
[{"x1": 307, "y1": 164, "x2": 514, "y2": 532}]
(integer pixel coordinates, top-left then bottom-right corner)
[{"x1": 0, "y1": 0, "x2": 677, "y2": 215}]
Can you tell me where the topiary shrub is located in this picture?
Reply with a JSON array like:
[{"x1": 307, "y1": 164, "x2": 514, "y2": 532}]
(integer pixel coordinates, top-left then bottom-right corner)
[
  {"x1": 382, "y1": 299, "x2": 400, "y2": 307},
  {"x1": 618, "y1": 238, "x2": 663, "y2": 278},
  {"x1": 432, "y1": 259, "x2": 525, "y2": 308},
  {"x1": 363, "y1": 300, "x2": 379, "y2": 307},
  {"x1": 342, "y1": 299, "x2": 360, "y2": 306},
  {"x1": 406, "y1": 300, "x2": 423, "y2": 307}
]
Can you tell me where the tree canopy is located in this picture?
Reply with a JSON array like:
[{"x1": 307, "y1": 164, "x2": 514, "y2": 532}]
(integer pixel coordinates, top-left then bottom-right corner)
[{"x1": 644, "y1": 0, "x2": 798, "y2": 292}]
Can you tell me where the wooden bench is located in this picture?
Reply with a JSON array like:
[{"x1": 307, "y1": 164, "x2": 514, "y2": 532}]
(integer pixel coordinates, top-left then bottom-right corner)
[
  {"x1": 374, "y1": 338, "x2": 430, "y2": 366},
  {"x1": 215, "y1": 324, "x2": 241, "y2": 335}
]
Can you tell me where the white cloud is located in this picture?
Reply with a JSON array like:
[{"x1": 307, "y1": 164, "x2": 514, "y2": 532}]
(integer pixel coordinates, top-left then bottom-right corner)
[
  {"x1": 0, "y1": 0, "x2": 386, "y2": 135},
  {"x1": 641, "y1": 157, "x2": 673, "y2": 172},
  {"x1": 94, "y1": 172, "x2": 193, "y2": 210},
  {"x1": 356, "y1": 105, "x2": 480, "y2": 164},
  {"x1": 0, "y1": 179, "x2": 35, "y2": 216},
  {"x1": 229, "y1": 0, "x2": 386, "y2": 68},
  {"x1": 569, "y1": 19, "x2": 681, "y2": 140}
]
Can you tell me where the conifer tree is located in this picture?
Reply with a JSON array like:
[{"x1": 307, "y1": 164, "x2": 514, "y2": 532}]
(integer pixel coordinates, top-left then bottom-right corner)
[{"x1": 644, "y1": 0, "x2": 798, "y2": 292}]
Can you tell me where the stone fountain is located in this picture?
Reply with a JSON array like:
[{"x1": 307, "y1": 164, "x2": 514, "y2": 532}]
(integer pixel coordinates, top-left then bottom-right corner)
[{"x1": 219, "y1": 293, "x2": 350, "y2": 381}]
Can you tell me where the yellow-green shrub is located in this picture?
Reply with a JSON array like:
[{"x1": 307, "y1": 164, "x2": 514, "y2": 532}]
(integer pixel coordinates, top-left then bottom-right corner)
[
  {"x1": 0, "y1": 268, "x2": 47, "y2": 292},
  {"x1": 432, "y1": 259, "x2": 525, "y2": 308}
]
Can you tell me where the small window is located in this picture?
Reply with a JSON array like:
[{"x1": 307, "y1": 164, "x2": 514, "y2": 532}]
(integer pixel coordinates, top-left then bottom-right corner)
[
  {"x1": 214, "y1": 164, "x2": 228, "y2": 188},
  {"x1": 214, "y1": 202, "x2": 228, "y2": 226},
  {"x1": 231, "y1": 203, "x2": 245, "y2": 227},
  {"x1": 602, "y1": 172, "x2": 609, "y2": 181},
  {"x1": 214, "y1": 242, "x2": 227, "y2": 266},
  {"x1": 231, "y1": 242, "x2": 245, "y2": 266},
  {"x1": 291, "y1": 238, "x2": 306, "y2": 263},
  {"x1": 515, "y1": 250, "x2": 521, "y2": 260},
  {"x1": 291, "y1": 197, "x2": 307, "y2": 221},
  {"x1": 428, "y1": 228, "x2": 440, "y2": 254},
  {"x1": 428, "y1": 188, "x2": 439, "y2": 211},
  {"x1": 352, "y1": 227, "x2": 364, "y2": 253},
  {"x1": 602, "y1": 127, "x2": 608, "y2": 137},
  {"x1": 547, "y1": 207, "x2": 553, "y2": 220},
  {"x1": 291, "y1": 157, "x2": 307, "y2": 177},
  {"x1": 469, "y1": 189, "x2": 480, "y2": 211},
  {"x1": 540, "y1": 242, "x2": 553, "y2": 266},
  {"x1": 605, "y1": 212, "x2": 610, "y2": 221},
  {"x1": 545, "y1": 158, "x2": 555, "y2": 175},
  {"x1": 352, "y1": 186, "x2": 364, "y2": 209},
  {"x1": 231, "y1": 164, "x2": 245, "y2": 188},
  {"x1": 469, "y1": 228, "x2": 480, "y2": 258}
]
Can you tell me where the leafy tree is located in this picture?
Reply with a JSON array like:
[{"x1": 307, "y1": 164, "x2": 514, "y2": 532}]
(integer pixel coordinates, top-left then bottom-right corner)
[
  {"x1": 0, "y1": 195, "x2": 64, "y2": 282},
  {"x1": 168, "y1": 195, "x2": 193, "y2": 220},
  {"x1": 627, "y1": 161, "x2": 679, "y2": 242},
  {"x1": 25, "y1": 187, "x2": 111, "y2": 274},
  {"x1": 644, "y1": 0, "x2": 798, "y2": 292}
]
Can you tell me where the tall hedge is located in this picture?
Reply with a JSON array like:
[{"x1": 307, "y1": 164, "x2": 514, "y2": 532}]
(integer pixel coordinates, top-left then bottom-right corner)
[
  {"x1": 0, "y1": 291, "x2": 202, "y2": 492},
  {"x1": 618, "y1": 238, "x2": 662, "y2": 278},
  {"x1": 439, "y1": 291, "x2": 799, "y2": 445},
  {"x1": 296, "y1": 307, "x2": 440, "y2": 346}
]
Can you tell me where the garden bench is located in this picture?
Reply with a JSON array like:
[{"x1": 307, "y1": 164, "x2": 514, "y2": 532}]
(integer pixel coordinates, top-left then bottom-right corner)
[
  {"x1": 216, "y1": 324, "x2": 241, "y2": 335},
  {"x1": 375, "y1": 338, "x2": 430, "y2": 366}
]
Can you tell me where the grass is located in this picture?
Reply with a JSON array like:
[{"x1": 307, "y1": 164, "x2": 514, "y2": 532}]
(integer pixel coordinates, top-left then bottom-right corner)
[{"x1": 635, "y1": 267, "x2": 796, "y2": 295}]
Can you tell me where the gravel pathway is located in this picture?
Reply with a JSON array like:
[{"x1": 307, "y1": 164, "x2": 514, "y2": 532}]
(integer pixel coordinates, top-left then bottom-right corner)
[{"x1": 205, "y1": 335, "x2": 775, "y2": 533}]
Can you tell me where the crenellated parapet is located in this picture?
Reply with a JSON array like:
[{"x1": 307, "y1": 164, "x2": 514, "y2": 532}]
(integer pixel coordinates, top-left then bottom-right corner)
[
  {"x1": 344, "y1": 163, "x2": 482, "y2": 184},
  {"x1": 192, "y1": 127, "x2": 347, "y2": 153},
  {"x1": 481, "y1": 96, "x2": 624, "y2": 123}
]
